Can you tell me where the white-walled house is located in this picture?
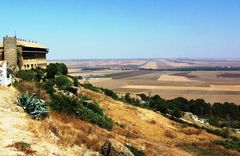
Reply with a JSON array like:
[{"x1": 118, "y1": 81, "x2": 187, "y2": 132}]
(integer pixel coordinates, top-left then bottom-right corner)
[{"x1": 0, "y1": 61, "x2": 11, "y2": 86}]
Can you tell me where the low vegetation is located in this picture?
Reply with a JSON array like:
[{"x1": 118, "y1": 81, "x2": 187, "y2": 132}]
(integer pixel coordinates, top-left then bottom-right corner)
[
  {"x1": 15, "y1": 81, "x2": 50, "y2": 103},
  {"x1": 14, "y1": 63, "x2": 113, "y2": 131},
  {"x1": 50, "y1": 93, "x2": 113, "y2": 130},
  {"x1": 14, "y1": 92, "x2": 48, "y2": 120},
  {"x1": 82, "y1": 81, "x2": 240, "y2": 130},
  {"x1": 46, "y1": 63, "x2": 68, "y2": 78},
  {"x1": 11, "y1": 62, "x2": 240, "y2": 154},
  {"x1": 55, "y1": 75, "x2": 73, "y2": 90},
  {"x1": 81, "y1": 82, "x2": 240, "y2": 153},
  {"x1": 126, "y1": 145, "x2": 146, "y2": 156},
  {"x1": 215, "y1": 137, "x2": 240, "y2": 152},
  {"x1": 7, "y1": 141, "x2": 36, "y2": 155}
]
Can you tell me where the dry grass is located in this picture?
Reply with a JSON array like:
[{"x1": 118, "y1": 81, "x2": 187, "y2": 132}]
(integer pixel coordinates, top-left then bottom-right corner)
[
  {"x1": 122, "y1": 84, "x2": 240, "y2": 92},
  {"x1": 140, "y1": 61, "x2": 158, "y2": 69},
  {"x1": 182, "y1": 127, "x2": 202, "y2": 135},
  {"x1": 7, "y1": 141, "x2": 36, "y2": 155},
  {"x1": 27, "y1": 112, "x2": 109, "y2": 152},
  {"x1": 177, "y1": 141, "x2": 240, "y2": 156},
  {"x1": 165, "y1": 130, "x2": 176, "y2": 138},
  {"x1": 148, "y1": 119, "x2": 157, "y2": 125},
  {"x1": 158, "y1": 74, "x2": 197, "y2": 82},
  {"x1": 24, "y1": 88, "x2": 237, "y2": 155},
  {"x1": 15, "y1": 81, "x2": 50, "y2": 103}
]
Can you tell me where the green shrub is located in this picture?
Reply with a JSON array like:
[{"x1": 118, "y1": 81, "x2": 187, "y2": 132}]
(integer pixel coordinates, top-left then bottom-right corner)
[
  {"x1": 46, "y1": 63, "x2": 59, "y2": 78},
  {"x1": 206, "y1": 128, "x2": 231, "y2": 138},
  {"x1": 14, "y1": 92, "x2": 48, "y2": 120},
  {"x1": 55, "y1": 75, "x2": 73, "y2": 90},
  {"x1": 31, "y1": 67, "x2": 45, "y2": 82},
  {"x1": 126, "y1": 145, "x2": 146, "y2": 156},
  {"x1": 58, "y1": 63, "x2": 68, "y2": 75},
  {"x1": 171, "y1": 108, "x2": 184, "y2": 118},
  {"x1": 74, "y1": 102, "x2": 113, "y2": 130},
  {"x1": 50, "y1": 93, "x2": 113, "y2": 130},
  {"x1": 68, "y1": 75, "x2": 80, "y2": 87},
  {"x1": 215, "y1": 137, "x2": 240, "y2": 152},
  {"x1": 46, "y1": 63, "x2": 68, "y2": 78},
  {"x1": 102, "y1": 88, "x2": 118, "y2": 100},
  {"x1": 82, "y1": 83, "x2": 101, "y2": 92},
  {"x1": 80, "y1": 96, "x2": 104, "y2": 116},
  {"x1": 43, "y1": 79, "x2": 56, "y2": 94},
  {"x1": 16, "y1": 70, "x2": 36, "y2": 81},
  {"x1": 50, "y1": 93, "x2": 78, "y2": 114}
]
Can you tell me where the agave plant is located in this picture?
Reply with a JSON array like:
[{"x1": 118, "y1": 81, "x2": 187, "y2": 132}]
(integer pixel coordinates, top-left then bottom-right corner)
[{"x1": 14, "y1": 92, "x2": 48, "y2": 120}]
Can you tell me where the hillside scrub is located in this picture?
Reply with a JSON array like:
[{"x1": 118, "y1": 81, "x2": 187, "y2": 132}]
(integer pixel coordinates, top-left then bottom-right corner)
[
  {"x1": 14, "y1": 92, "x2": 48, "y2": 120},
  {"x1": 215, "y1": 137, "x2": 240, "y2": 152},
  {"x1": 15, "y1": 67, "x2": 46, "y2": 82},
  {"x1": 82, "y1": 83, "x2": 240, "y2": 129},
  {"x1": 50, "y1": 93, "x2": 113, "y2": 130},
  {"x1": 14, "y1": 63, "x2": 113, "y2": 131},
  {"x1": 79, "y1": 95, "x2": 104, "y2": 116},
  {"x1": 82, "y1": 83, "x2": 102, "y2": 92},
  {"x1": 7, "y1": 141, "x2": 36, "y2": 155},
  {"x1": 68, "y1": 75, "x2": 80, "y2": 87},
  {"x1": 126, "y1": 145, "x2": 146, "y2": 156},
  {"x1": 46, "y1": 63, "x2": 68, "y2": 78},
  {"x1": 55, "y1": 75, "x2": 73, "y2": 90},
  {"x1": 15, "y1": 81, "x2": 50, "y2": 103},
  {"x1": 81, "y1": 83, "x2": 240, "y2": 144},
  {"x1": 16, "y1": 70, "x2": 36, "y2": 81},
  {"x1": 123, "y1": 93, "x2": 240, "y2": 129},
  {"x1": 43, "y1": 79, "x2": 56, "y2": 94}
]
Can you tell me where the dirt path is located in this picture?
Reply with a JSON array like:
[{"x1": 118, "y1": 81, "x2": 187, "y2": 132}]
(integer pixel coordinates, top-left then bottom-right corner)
[{"x1": 0, "y1": 87, "x2": 31, "y2": 155}]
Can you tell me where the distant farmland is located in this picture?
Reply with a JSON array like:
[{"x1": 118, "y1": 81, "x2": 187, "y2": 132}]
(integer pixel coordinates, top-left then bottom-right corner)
[
  {"x1": 89, "y1": 70, "x2": 240, "y2": 104},
  {"x1": 61, "y1": 59, "x2": 240, "y2": 104}
]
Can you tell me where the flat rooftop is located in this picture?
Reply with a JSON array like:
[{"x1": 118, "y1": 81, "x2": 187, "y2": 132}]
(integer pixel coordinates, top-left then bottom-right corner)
[{"x1": 0, "y1": 40, "x2": 48, "y2": 49}]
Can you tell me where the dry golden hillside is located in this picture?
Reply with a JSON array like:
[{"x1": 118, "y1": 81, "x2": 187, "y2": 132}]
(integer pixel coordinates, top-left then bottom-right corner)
[
  {"x1": 80, "y1": 88, "x2": 239, "y2": 156},
  {"x1": 0, "y1": 86, "x2": 239, "y2": 156}
]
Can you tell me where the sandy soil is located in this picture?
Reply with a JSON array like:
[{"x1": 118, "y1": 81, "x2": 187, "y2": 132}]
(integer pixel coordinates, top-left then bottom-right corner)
[
  {"x1": 0, "y1": 87, "x2": 95, "y2": 156},
  {"x1": 160, "y1": 59, "x2": 192, "y2": 67},
  {"x1": 139, "y1": 61, "x2": 158, "y2": 69},
  {"x1": 158, "y1": 74, "x2": 198, "y2": 82},
  {"x1": 69, "y1": 69, "x2": 125, "y2": 77},
  {"x1": 121, "y1": 84, "x2": 240, "y2": 92}
]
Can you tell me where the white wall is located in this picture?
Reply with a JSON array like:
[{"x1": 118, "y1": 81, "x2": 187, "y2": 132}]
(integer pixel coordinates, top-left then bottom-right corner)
[{"x1": 0, "y1": 61, "x2": 11, "y2": 86}]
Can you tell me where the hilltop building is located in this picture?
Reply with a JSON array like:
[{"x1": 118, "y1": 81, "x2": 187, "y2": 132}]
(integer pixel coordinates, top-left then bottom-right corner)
[{"x1": 0, "y1": 35, "x2": 48, "y2": 70}]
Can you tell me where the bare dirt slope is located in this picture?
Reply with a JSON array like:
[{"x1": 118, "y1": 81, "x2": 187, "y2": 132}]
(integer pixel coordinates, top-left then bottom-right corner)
[{"x1": 0, "y1": 87, "x2": 95, "y2": 156}]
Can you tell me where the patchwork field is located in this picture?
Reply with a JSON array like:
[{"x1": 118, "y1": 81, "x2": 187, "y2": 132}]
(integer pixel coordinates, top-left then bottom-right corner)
[
  {"x1": 88, "y1": 70, "x2": 240, "y2": 104},
  {"x1": 57, "y1": 59, "x2": 240, "y2": 104}
]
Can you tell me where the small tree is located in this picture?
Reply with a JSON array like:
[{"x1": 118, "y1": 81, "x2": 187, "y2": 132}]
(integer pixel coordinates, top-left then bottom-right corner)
[
  {"x1": 55, "y1": 75, "x2": 73, "y2": 90},
  {"x1": 16, "y1": 70, "x2": 36, "y2": 81},
  {"x1": 43, "y1": 79, "x2": 55, "y2": 94},
  {"x1": 46, "y1": 63, "x2": 59, "y2": 78},
  {"x1": 57, "y1": 63, "x2": 68, "y2": 75},
  {"x1": 46, "y1": 63, "x2": 68, "y2": 78},
  {"x1": 171, "y1": 108, "x2": 184, "y2": 118}
]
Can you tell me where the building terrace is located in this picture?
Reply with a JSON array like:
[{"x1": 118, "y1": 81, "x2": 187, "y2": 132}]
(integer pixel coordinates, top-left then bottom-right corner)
[{"x1": 0, "y1": 36, "x2": 48, "y2": 70}]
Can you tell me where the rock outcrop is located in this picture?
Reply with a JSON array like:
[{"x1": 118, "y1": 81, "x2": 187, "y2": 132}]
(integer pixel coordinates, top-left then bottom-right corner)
[{"x1": 101, "y1": 139, "x2": 134, "y2": 156}]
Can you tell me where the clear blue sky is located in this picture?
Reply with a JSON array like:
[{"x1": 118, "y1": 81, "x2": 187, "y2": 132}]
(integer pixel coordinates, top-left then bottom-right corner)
[{"x1": 0, "y1": 0, "x2": 240, "y2": 59}]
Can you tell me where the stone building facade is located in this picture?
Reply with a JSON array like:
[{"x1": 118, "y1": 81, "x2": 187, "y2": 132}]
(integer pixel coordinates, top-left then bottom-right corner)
[{"x1": 0, "y1": 36, "x2": 48, "y2": 70}]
